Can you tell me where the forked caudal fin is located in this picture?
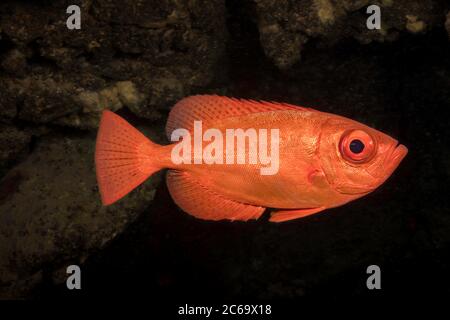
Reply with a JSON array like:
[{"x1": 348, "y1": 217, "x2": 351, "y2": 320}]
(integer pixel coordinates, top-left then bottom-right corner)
[{"x1": 95, "y1": 110, "x2": 162, "y2": 205}]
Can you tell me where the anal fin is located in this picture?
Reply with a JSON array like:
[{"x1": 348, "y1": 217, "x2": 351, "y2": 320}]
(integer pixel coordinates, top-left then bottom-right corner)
[
  {"x1": 166, "y1": 170, "x2": 265, "y2": 221},
  {"x1": 269, "y1": 207, "x2": 325, "y2": 223}
]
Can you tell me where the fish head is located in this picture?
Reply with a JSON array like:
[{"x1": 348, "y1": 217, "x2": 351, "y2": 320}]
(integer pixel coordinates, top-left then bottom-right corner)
[{"x1": 318, "y1": 116, "x2": 408, "y2": 197}]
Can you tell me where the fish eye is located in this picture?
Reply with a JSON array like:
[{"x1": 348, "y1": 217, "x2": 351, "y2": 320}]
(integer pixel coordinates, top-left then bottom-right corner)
[
  {"x1": 340, "y1": 130, "x2": 376, "y2": 163},
  {"x1": 349, "y1": 139, "x2": 364, "y2": 154}
]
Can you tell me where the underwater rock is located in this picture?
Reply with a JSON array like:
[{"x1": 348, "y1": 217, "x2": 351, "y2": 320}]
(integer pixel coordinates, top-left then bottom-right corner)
[
  {"x1": 0, "y1": 0, "x2": 227, "y2": 123},
  {"x1": 253, "y1": 0, "x2": 443, "y2": 69},
  {"x1": 0, "y1": 124, "x2": 31, "y2": 177},
  {"x1": 54, "y1": 80, "x2": 149, "y2": 129},
  {"x1": 0, "y1": 132, "x2": 163, "y2": 298},
  {"x1": 138, "y1": 71, "x2": 185, "y2": 117},
  {"x1": 2, "y1": 74, "x2": 153, "y2": 130},
  {"x1": 89, "y1": 0, "x2": 227, "y2": 113},
  {"x1": 405, "y1": 15, "x2": 426, "y2": 34},
  {"x1": 0, "y1": 78, "x2": 19, "y2": 121},
  {"x1": 1, "y1": 48, "x2": 27, "y2": 75},
  {"x1": 13, "y1": 76, "x2": 80, "y2": 124}
]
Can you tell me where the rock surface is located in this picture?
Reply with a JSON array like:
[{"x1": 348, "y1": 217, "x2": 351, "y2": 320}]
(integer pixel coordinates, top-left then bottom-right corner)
[
  {"x1": 0, "y1": 0, "x2": 227, "y2": 126},
  {"x1": 0, "y1": 124, "x2": 31, "y2": 177},
  {"x1": 0, "y1": 131, "x2": 162, "y2": 298},
  {"x1": 254, "y1": 0, "x2": 445, "y2": 69}
]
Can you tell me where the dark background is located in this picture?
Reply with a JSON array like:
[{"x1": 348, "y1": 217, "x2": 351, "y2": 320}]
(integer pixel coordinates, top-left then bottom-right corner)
[{"x1": 0, "y1": 0, "x2": 449, "y2": 302}]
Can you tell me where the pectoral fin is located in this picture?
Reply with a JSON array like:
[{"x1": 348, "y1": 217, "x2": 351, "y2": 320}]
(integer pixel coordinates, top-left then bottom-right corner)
[
  {"x1": 309, "y1": 169, "x2": 329, "y2": 189},
  {"x1": 269, "y1": 207, "x2": 325, "y2": 222}
]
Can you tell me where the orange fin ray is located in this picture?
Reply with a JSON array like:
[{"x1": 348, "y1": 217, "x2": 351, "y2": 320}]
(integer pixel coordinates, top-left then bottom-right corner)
[
  {"x1": 269, "y1": 207, "x2": 325, "y2": 222},
  {"x1": 95, "y1": 110, "x2": 162, "y2": 205},
  {"x1": 165, "y1": 95, "x2": 306, "y2": 138},
  {"x1": 166, "y1": 170, "x2": 265, "y2": 221}
]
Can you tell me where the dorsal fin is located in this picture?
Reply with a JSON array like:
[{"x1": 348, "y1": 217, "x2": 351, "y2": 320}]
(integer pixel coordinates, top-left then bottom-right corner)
[{"x1": 165, "y1": 95, "x2": 306, "y2": 139}]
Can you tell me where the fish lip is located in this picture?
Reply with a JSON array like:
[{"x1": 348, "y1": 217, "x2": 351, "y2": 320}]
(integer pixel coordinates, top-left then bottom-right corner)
[
  {"x1": 390, "y1": 143, "x2": 408, "y2": 164},
  {"x1": 380, "y1": 142, "x2": 408, "y2": 180}
]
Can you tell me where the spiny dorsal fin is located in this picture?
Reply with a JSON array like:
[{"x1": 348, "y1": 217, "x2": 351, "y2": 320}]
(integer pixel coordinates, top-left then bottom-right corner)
[{"x1": 165, "y1": 95, "x2": 306, "y2": 139}]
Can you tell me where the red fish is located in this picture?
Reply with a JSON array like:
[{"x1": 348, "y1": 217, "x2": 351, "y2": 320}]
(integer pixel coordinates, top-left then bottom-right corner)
[{"x1": 95, "y1": 95, "x2": 407, "y2": 222}]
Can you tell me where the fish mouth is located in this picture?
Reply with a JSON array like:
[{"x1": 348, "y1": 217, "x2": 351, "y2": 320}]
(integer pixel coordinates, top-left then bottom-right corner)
[
  {"x1": 390, "y1": 143, "x2": 408, "y2": 166},
  {"x1": 379, "y1": 142, "x2": 408, "y2": 181},
  {"x1": 334, "y1": 143, "x2": 408, "y2": 196}
]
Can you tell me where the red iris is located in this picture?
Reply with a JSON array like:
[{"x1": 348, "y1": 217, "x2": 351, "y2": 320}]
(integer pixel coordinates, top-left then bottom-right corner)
[{"x1": 339, "y1": 130, "x2": 376, "y2": 163}]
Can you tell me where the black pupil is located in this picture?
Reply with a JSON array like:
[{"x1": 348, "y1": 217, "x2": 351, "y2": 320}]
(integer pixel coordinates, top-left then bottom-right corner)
[{"x1": 349, "y1": 139, "x2": 365, "y2": 154}]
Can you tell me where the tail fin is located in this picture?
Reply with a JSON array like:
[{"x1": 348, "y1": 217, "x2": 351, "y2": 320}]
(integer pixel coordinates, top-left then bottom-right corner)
[{"x1": 95, "y1": 110, "x2": 161, "y2": 205}]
